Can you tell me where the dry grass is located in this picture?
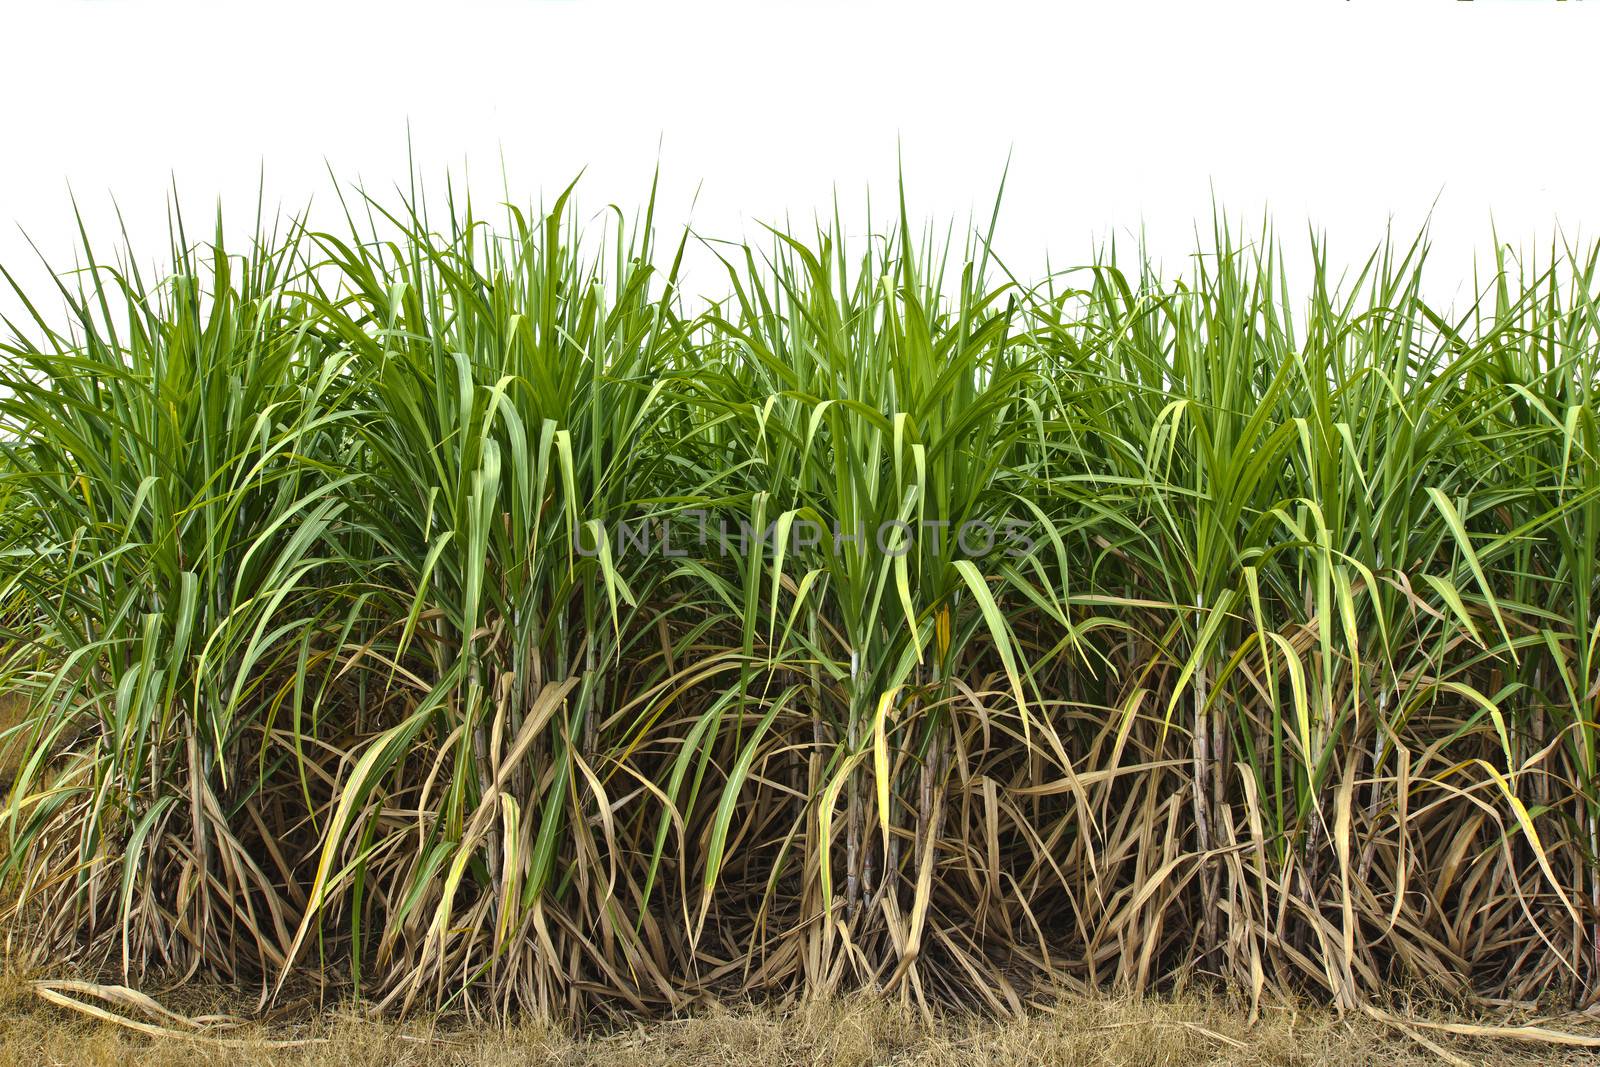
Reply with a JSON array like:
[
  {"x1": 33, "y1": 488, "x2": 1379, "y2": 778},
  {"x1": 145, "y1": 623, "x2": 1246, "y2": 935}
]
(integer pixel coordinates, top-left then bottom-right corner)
[
  {"x1": 0, "y1": 696, "x2": 24, "y2": 780},
  {"x1": 1, "y1": 968, "x2": 1598, "y2": 1067}
]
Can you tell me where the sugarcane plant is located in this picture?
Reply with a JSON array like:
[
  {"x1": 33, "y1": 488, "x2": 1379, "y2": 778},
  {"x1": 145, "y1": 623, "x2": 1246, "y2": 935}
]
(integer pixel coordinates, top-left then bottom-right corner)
[{"x1": 2, "y1": 174, "x2": 1599, "y2": 1020}]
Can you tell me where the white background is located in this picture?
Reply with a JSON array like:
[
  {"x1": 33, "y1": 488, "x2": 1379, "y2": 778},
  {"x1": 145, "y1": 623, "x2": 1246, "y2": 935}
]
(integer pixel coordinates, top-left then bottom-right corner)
[{"x1": 1, "y1": 0, "x2": 1597, "y2": 310}]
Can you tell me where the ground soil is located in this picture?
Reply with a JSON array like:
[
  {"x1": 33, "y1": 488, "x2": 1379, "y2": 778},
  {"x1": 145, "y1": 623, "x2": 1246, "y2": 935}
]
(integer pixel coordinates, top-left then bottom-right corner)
[{"x1": 3, "y1": 969, "x2": 1600, "y2": 1067}]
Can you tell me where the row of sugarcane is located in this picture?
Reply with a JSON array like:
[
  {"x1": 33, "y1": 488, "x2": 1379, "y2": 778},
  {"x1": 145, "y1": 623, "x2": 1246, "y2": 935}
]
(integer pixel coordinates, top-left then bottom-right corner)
[{"x1": 1, "y1": 184, "x2": 1599, "y2": 1021}]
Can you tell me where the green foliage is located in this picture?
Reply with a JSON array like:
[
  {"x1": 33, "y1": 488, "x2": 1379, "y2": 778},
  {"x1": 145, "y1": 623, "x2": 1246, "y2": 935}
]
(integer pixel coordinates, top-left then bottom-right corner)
[{"x1": 2, "y1": 178, "x2": 1600, "y2": 1020}]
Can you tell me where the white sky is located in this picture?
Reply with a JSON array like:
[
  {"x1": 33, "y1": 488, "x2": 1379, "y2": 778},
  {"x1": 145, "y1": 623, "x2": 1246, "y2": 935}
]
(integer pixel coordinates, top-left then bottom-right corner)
[{"x1": 2, "y1": 0, "x2": 1597, "y2": 315}]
